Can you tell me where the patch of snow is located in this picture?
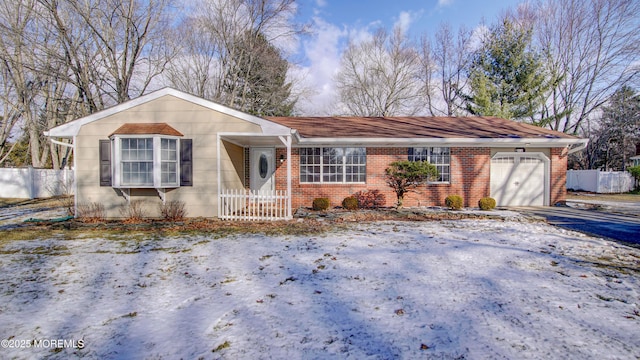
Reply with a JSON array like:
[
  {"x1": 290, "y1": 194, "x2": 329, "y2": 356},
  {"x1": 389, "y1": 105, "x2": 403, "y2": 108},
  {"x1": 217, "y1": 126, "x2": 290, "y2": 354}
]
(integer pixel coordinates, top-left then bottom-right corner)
[
  {"x1": 0, "y1": 205, "x2": 67, "y2": 230},
  {"x1": 0, "y1": 220, "x2": 638, "y2": 359}
]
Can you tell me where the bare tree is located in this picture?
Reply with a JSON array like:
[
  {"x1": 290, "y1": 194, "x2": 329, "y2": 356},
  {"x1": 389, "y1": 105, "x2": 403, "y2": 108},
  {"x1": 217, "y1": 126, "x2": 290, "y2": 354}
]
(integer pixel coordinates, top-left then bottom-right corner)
[
  {"x1": 0, "y1": 0, "x2": 54, "y2": 168},
  {"x1": 164, "y1": 16, "x2": 224, "y2": 100},
  {"x1": 420, "y1": 23, "x2": 473, "y2": 116},
  {"x1": 38, "y1": 0, "x2": 175, "y2": 107},
  {"x1": 534, "y1": 0, "x2": 640, "y2": 134},
  {"x1": 336, "y1": 27, "x2": 423, "y2": 117},
  {"x1": 0, "y1": 0, "x2": 175, "y2": 168},
  {"x1": 165, "y1": 0, "x2": 302, "y2": 109}
]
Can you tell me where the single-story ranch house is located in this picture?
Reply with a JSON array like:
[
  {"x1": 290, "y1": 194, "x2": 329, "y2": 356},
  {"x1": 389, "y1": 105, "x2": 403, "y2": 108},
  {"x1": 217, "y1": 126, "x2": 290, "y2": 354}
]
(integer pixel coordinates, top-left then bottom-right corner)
[{"x1": 46, "y1": 88, "x2": 588, "y2": 220}]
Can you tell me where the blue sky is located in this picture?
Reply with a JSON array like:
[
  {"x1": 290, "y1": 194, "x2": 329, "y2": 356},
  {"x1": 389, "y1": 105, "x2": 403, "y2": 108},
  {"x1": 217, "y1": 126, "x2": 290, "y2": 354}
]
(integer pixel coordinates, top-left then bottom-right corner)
[
  {"x1": 298, "y1": 0, "x2": 522, "y2": 39},
  {"x1": 290, "y1": 0, "x2": 525, "y2": 114}
]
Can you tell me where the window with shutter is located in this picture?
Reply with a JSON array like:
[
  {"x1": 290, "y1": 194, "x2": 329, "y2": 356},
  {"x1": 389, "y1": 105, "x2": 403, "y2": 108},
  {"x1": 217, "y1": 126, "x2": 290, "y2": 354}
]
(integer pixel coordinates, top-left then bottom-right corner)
[
  {"x1": 180, "y1": 139, "x2": 193, "y2": 186},
  {"x1": 107, "y1": 136, "x2": 193, "y2": 188},
  {"x1": 99, "y1": 140, "x2": 112, "y2": 186}
]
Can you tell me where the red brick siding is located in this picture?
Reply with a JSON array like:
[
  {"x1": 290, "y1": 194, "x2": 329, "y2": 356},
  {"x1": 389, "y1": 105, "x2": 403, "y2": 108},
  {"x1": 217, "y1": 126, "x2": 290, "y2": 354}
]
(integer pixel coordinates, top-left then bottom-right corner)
[
  {"x1": 550, "y1": 147, "x2": 568, "y2": 205},
  {"x1": 274, "y1": 147, "x2": 492, "y2": 209}
]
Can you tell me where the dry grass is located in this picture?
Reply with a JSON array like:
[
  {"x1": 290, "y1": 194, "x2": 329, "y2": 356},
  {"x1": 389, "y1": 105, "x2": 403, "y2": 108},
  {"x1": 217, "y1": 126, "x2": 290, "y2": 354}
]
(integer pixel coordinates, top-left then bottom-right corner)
[
  {"x1": 567, "y1": 192, "x2": 640, "y2": 203},
  {"x1": 0, "y1": 197, "x2": 65, "y2": 209}
]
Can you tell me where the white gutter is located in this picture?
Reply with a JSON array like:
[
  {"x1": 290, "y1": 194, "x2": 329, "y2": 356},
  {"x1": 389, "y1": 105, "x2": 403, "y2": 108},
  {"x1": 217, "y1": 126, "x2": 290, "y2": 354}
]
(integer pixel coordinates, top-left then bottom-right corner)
[
  {"x1": 294, "y1": 137, "x2": 585, "y2": 148},
  {"x1": 49, "y1": 138, "x2": 74, "y2": 148},
  {"x1": 567, "y1": 139, "x2": 589, "y2": 154}
]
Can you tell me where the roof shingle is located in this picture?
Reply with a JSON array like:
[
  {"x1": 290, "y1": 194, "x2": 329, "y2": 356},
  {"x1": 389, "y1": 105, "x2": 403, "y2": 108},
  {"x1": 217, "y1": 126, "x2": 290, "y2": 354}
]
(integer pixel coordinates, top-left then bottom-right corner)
[
  {"x1": 265, "y1": 116, "x2": 577, "y2": 139},
  {"x1": 110, "y1": 123, "x2": 183, "y2": 137}
]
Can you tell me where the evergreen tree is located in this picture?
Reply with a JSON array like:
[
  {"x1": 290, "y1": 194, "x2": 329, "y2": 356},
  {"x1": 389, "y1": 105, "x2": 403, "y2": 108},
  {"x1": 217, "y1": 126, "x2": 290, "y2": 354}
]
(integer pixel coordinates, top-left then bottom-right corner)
[
  {"x1": 224, "y1": 31, "x2": 295, "y2": 116},
  {"x1": 590, "y1": 86, "x2": 640, "y2": 171},
  {"x1": 465, "y1": 19, "x2": 548, "y2": 122}
]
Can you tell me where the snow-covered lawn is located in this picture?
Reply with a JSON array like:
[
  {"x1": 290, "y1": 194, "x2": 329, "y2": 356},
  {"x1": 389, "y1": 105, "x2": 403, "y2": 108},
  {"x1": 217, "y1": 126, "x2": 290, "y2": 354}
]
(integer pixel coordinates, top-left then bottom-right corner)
[{"x1": 1, "y1": 219, "x2": 639, "y2": 359}]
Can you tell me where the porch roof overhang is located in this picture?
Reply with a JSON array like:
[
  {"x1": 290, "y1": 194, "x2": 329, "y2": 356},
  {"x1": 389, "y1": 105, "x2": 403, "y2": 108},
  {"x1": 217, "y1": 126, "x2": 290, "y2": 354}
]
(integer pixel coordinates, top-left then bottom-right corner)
[{"x1": 218, "y1": 131, "x2": 299, "y2": 147}]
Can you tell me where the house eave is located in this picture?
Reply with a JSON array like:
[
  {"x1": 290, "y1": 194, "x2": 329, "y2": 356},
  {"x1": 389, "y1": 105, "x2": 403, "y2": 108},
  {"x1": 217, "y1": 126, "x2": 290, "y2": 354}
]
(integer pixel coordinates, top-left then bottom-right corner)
[{"x1": 294, "y1": 137, "x2": 587, "y2": 148}]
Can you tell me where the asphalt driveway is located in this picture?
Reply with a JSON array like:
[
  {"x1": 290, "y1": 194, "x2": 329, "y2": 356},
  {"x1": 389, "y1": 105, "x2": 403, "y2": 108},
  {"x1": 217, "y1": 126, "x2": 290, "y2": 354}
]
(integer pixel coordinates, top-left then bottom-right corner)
[{"x1": 516, "y1": 206, "x2": 640, "y2": 247}]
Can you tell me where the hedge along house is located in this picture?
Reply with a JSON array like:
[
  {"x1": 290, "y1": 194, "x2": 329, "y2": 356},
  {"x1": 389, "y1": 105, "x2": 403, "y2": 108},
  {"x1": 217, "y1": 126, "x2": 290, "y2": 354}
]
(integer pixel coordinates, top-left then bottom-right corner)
[{"x1": 46, "y1": 88, "x2": 587, "y2": 220}]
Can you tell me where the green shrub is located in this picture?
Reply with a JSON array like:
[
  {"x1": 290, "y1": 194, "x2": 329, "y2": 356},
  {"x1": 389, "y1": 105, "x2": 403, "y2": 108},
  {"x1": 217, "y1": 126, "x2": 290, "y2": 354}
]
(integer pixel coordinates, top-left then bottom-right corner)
[
  {"x1": 628, "y1": 166, "x2": 640, "y2": 191},
  {"x1": 354, "y1": 189, "x2": 386, "y2": 209},
  {"x1": 341, "y1": 196, "x2": 359, "y2": 210},
  {"x1": 385, "y1": 160, "x2": 438, "y2": 208},
  {"x1": 444, "y1": 195, "x2": 463, "y2": 210},
  {"x1": 312, "y1": 197, "x2": 330, "y2": 211},
  {"x1": 478, "y1": 197, "x2": 497, "y2": 210}
]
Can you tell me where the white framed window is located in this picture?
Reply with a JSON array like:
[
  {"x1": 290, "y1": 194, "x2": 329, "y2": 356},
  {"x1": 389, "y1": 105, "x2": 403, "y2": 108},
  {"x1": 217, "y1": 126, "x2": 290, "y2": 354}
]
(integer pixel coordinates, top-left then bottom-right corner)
[
  {"x1": 409, "y1": 147, "x2": 450, "y2": 183},
  {"x1": 160, "y1": 138, "x2": 178, "y2": 185},
  {"x1": 121, "y1": 138, "x2": 154, "y2": 186},
  {"x1": 113, "y1": 136, "x2": 180, "y2": 188},
  {"x1": 300, "y1": 147, "x2": 366, "y2": 183}
]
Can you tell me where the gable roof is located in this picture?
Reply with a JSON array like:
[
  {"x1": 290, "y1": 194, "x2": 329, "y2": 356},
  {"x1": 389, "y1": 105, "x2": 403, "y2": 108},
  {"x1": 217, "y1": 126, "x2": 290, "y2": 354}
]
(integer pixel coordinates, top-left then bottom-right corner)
[
  {"x1": 110, "y1": 123, "x2": 183, "y2": 137},
  {"x1": 45, "y1": 87, "x2": 292, "y2": 138},
  {"x1": 265, "y1": 116, "x2": 577, "y2": 140}
]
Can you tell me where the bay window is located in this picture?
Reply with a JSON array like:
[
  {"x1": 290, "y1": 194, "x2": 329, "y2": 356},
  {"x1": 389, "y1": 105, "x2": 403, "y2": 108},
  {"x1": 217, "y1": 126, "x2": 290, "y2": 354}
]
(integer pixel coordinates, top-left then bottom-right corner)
[
  {"x1": 110, "y1": 136, "x2": 181, "y2": 188},
  {"x1": 100, "y1": 123, "x2": 192, "y2": 189}
]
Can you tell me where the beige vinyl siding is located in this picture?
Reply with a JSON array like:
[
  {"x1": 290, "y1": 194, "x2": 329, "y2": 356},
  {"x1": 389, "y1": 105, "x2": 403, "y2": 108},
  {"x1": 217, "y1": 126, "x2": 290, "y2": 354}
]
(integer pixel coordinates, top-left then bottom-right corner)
[
  {"x1": 75, "y1": 95, "x2": 260, "y2": 218},
  {"x1": 220, "y1": 141, "x2": 245, "y2": 190}
]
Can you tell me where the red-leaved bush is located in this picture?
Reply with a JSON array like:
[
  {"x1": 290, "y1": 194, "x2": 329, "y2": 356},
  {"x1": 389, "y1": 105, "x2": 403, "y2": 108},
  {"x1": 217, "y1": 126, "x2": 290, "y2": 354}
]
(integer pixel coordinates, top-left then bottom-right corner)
[{"x1": 354, "y1": 190, "x2": 386, "y2": 209}]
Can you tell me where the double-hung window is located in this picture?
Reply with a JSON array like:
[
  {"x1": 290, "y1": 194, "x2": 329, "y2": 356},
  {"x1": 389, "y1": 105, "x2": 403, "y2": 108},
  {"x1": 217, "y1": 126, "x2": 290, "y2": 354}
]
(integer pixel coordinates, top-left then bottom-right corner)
[
  {"x1": 408, "y1": 147, "x2": 450, "y2": 183},
  {"x1": 121, "y1": 138, "x2": 154, "y2": 186},
  {"x1": 160, "y1": 138, "x2": 178, "y2": 185},
  {"x1": 115, "y1": 136, "x2": 180, "y2": 188},
  {"x1": 101, "y1": 123, "x2": 193, "y2": 189},
  {"x1": 300, "y1": 147, "x2": 366, "y2": 183}
]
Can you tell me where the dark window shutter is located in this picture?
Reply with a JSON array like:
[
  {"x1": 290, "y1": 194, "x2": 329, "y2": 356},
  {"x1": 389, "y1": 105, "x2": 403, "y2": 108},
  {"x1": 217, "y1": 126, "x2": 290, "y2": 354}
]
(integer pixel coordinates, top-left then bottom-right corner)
[
  {"x1": 180, "y1": 139, "x2": 193, "y2": 186},
  {"x1": 99, "y1": 140, "x2": 112, "y2": 186}
]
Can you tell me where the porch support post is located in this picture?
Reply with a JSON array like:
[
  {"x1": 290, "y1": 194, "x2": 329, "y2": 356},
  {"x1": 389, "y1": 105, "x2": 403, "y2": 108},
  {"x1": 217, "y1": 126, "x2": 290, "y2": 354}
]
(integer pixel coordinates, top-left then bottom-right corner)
[
  {"x1": 217, "y1": 134, "x2": 221, "y2": 218},
  {"x1": 279, "y1": 134, "x2": 292, "y2": 219}
]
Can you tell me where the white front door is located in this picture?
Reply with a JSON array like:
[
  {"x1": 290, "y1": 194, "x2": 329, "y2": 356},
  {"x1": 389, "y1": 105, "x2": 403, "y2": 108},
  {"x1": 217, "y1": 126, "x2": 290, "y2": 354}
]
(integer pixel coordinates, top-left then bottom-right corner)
[{"x1": 250, "y1": 148, "x2": 275, "y2": 193}]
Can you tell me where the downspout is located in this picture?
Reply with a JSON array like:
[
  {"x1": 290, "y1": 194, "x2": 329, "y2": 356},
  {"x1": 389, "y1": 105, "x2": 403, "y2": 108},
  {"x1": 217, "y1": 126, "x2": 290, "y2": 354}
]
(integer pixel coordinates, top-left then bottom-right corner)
[
  {"x1": 568, "y1": 139, "x2": 589, "y2": 155},
  {"x1": 48, "y1": 136, "x2": 77, "y2": 217}
]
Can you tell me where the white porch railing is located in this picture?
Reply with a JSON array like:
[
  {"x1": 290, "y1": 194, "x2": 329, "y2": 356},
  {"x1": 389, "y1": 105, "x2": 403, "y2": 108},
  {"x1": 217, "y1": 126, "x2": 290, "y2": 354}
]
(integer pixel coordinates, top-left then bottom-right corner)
[{"x1": 219, "y1": 189, "x2": 291, "y2": 221}]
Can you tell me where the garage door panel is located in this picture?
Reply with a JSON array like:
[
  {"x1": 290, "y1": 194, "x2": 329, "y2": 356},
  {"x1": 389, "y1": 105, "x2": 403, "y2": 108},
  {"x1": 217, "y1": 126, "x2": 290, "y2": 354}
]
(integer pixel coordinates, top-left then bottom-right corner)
[{"x1": 491, "y1": 155, "x2": 545, "y2": 207}]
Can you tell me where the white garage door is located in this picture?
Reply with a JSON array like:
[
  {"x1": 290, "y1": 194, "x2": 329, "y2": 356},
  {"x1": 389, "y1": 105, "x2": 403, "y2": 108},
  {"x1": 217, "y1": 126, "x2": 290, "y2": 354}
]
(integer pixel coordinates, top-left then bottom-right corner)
[{"x1": 490, "y1": 154, "x2": 546, "y2": 206}]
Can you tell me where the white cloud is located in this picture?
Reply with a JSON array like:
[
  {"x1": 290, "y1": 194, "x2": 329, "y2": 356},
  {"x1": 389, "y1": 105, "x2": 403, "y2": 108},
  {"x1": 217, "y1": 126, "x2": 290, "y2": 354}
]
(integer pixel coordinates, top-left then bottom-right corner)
[
  {"x1": 437, "y1": 0, "x2": 454, "y2": 7},
  {"x1": 291, "y1": 10, "x2": 425, "y2": 115},
  {"x1": 291, "y1": 17, "x2": 348, "y2": 115},
  {"x1": 468, "y1": 24, "x2": 489, "y2": 51},
  {"x1": 393, "y1": 10, "x2": 422, "y2": 35},
  {"x1": 315, "y1": 0, "x2": 327, "y2": 7}
]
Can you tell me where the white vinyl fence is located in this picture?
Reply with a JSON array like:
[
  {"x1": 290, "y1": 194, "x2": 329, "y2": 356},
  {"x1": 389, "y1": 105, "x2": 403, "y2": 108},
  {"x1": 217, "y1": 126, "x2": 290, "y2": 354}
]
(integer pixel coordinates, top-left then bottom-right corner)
[
  {"x1": 0, "y1": 167, "x2": 74, "y2": 199},
  {"x1": 219, "y1": 189, "x2": 290, "y2": 220},
  {"x1": 566, "y1": 170, "x2": 634, "y2": 193}
]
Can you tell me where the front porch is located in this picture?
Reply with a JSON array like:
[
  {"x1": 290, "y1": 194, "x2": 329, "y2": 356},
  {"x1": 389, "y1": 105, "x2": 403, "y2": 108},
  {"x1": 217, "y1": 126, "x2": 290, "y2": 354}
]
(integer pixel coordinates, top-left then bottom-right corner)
[{"x1": 217, "y1": 133, "x2": 293, "y2": 221}]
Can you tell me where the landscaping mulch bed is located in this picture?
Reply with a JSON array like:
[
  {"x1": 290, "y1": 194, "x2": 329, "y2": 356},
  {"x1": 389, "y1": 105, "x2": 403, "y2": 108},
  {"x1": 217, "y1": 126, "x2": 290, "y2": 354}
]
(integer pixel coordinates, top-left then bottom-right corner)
[{"x1": 2, "y1": 205, "x2": 523, "y2": 241}]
